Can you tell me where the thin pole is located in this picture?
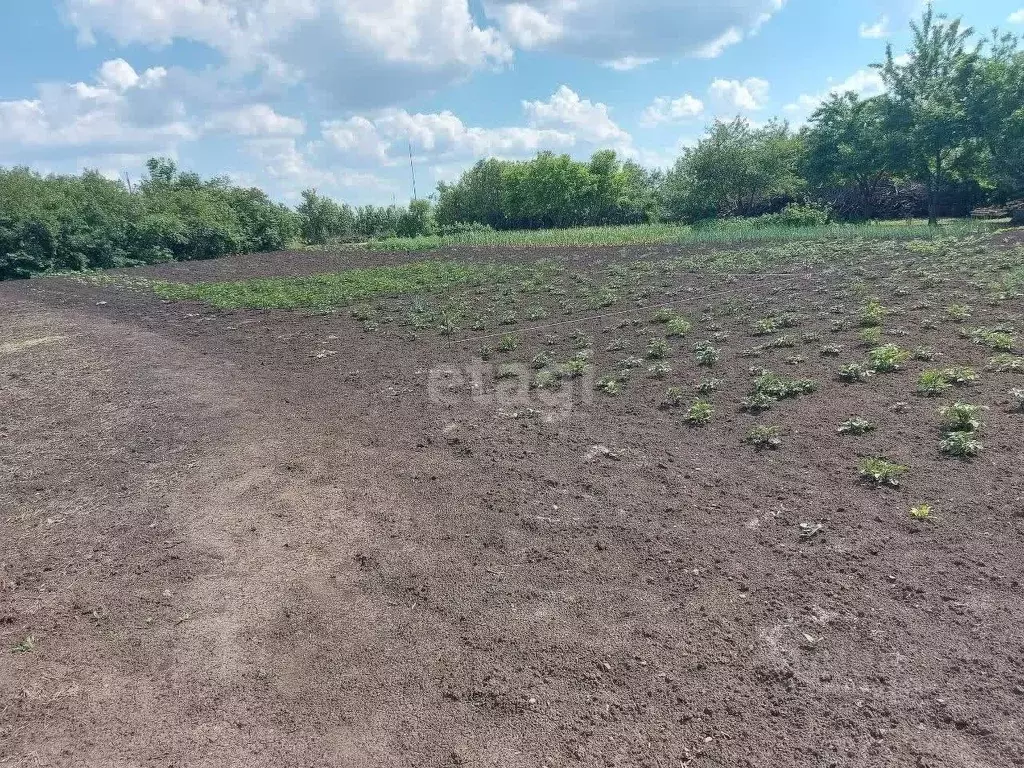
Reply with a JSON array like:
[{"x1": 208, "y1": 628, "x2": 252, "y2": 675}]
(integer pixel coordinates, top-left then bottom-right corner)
[{"x1": 408, "y1": 140, "x2": 418, "y2": 201}]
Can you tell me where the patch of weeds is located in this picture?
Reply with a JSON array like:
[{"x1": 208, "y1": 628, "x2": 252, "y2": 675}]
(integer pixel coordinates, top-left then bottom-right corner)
[
  {"x1": 1010, "y1": 388, "x2": 1024, "y2": 412},
  {"x1": 479, "y1": 345, "x2": 493, "y2": 361},
  {"x1": 868, "y1": 344, "x2": 910, "y2": 373},
  {"x1": 968, "y1": 327, "x2": 1015, "y2": 352},
  {"x1": 912, "y1": 346, "x2": 937, "y2": 361},
  {"x1": 946, "y1": 304, "x2": 972, "y2": 321},
  {"x1": 647, "y1": 361, "x2": 672, "y2": 379},
  {"x1": 497, "y1": 333, "x2": 520, "y2": 352},
  {"x1": 940, "y1": 402, "x2": 985, "y2": 433},
  {"x1": 651, "y1": 307, "x2": 679, "y2": 323},
  {"x1": 753, "y1": 371, "x2": 817, "y2": 400},
  {"x1": 858, "y1": 457, "x2": 908, "y2": 487},
  {"x1": 561, "y1": 359, "x2": 589, "y2": 378},
  {"x1": 696, "y1": 378, "x2": 722, "y2": 395},
  {"x1": 646, "y1": 338, "x2": 671, "y2": 360},
  {"x1": 859, "y1": 327, "x2": 883, "y2": 346},
  {"x1": 530, "y1": 352, "x2": 552, "y2": 369},
  {"x1": 606, "y1": 337, "x2": 627, "y2": 352},
  {"x1": 11, "y1": 636, "x2": 35, "y2": 654},
  {"x1": 496, "y1": 363, "x2": 522, "y2": 380},
  {"x1": 940, "y1": 430, "x2": 982, "y2": 457},
  {"x1": 616, "y1": 356, "x2": 644, "y2": 371},
  {"x1": 988, "y1": 353, "x2": 1024, "y2": 373},
  {"x1": 859, "y1": 299, "x2": 886, "y2": 327},
  {"x1": 746, "y1": 424, "x2": 781, "y2": 450},
  {"x1": 684, "y1": 399, "x2": 714, "y2": 426},
  {"x1": 940, "y1": 366, "x2": 979, "y2": 386},
  {"x1": 572, "y1": 331, "x2": 593, "y2": 350},
  {"x1": 665, "y1": 317, "x2": 693, "y2": 338},
  {"x1": 753, "y1": 317, "x2": 779, "y2": 336},
  {"x1": 663, "y1": 386, "x2": 686, "y2": 407},
  {"x1": 820, "y1": 345, "x2": 843, "y2": 357},
  {"x1": 838, "y1": 417, "x2": 876, "y2": 435},
  {"x1": 694, "y1": 341, "x2": 720, "y2": 367},
  {"x1": 910, "y1": 503, "x2": 934, "y2": 521},
  {"x1": 917, "y1": 370, "x2": 951, "y2": 397},
  {"x1": 596, "y1": 376, "x2": 623, "y2": 396},
  {"x1": 740, "y1": 393, "x2": 775, "y2": 413},
  {"x1": 765, "y1": 335, "x2": 799, "y2": 349}
]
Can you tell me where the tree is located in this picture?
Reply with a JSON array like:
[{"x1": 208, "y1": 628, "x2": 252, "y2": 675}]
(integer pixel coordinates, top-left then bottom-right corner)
[
  {"x1": 662, "y1": 118, "x2": 803, "y2": 221},
  {"x1": 877, "y1": 7, "x2": 981, "y2": 224},
  {"x1": 802, "y1": 93, "x2": 903, "y2": 220}
]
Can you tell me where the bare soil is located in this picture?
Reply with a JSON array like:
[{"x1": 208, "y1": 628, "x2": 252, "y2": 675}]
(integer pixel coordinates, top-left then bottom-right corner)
[{"x1": 2, "y1": 242, "x2": 1023, "y2": 768}]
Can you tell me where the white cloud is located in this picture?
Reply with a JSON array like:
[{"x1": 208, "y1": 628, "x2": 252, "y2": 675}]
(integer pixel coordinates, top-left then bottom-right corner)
[
  {"x1": 641, "y1": 94, "x2": 704, "y2": 126},
  {"x1": 603, "y1": 57, "x2": 657, "y2": 72},
  {"x1": 484, "y1": 0, "x2": 786, "y2": 66},
  {"x1": 64, "y1": 0, "x2": 512, "y2": 109},
  {"x1": 1009, "y1": 9, "x2": 1024, "y2": 24},
  {"x1": 522, "y1": 85, "x2": 630, "y2": 146},
  {"x1": 205, "y1": 105, "x2": 305, "y2": 137},
  {"x1": 783, "y1": 55, "x2": 911, "y2": 117},
  {"x1": 859, "y1": 15, "x2": 889, "y2": 39},
  {"x1": 709, "y1": 77, "x2": 770, "y2": 111}
]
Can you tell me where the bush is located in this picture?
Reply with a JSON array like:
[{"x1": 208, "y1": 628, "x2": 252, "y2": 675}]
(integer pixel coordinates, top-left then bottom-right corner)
[{"x1": 751, "y1": 202, "x2": 832, "y2": 229}]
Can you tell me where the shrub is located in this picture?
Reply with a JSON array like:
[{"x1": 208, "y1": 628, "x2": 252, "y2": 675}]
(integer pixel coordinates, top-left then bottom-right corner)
[{"x1": 751, "y1": 202, "x2": 832, "y2": 228}]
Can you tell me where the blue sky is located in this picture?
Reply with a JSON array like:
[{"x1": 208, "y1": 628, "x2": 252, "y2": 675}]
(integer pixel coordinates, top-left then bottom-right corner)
[{"x1": 2, "y1": 0, "x2": 1022, "y2": 205}]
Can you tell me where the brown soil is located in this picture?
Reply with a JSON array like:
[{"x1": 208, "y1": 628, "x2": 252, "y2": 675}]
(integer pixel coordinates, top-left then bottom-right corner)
[{"x1": 2, "y1": 242, "x2": 1023, "y2": 768}]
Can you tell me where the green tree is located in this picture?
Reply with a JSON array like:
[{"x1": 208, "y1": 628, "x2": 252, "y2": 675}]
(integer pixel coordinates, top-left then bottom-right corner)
[
  {"x1": 877, "y1": 7, "x2": 981, "y2": 224},
  {"x1": 802, "y1": 93, "x2": 903, "y2": 219}
]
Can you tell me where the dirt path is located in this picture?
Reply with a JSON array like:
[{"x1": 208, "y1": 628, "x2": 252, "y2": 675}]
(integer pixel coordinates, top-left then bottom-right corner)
[{"x1": 2, "y1": 253, "x2": 1023, "y2": 767}]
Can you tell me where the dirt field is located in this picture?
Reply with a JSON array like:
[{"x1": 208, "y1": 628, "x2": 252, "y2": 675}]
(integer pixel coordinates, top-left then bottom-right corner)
[{"x1": 2, "y1": 235, "x2": 1024, "y2": 768}]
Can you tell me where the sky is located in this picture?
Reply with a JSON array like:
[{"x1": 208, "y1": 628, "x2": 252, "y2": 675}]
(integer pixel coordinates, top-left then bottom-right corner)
[{"x1": 1, "y1": 0, "x2": 1023, "y2": 206}]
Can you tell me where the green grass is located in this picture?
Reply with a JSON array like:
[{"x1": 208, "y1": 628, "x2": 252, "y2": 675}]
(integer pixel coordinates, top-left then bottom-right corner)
[
  {"x1": 367, "y1": 219, "x2": 994, "y2": 253},
  {"x1": 151, "y1": 260, "x2": 510, "y2": 310}
]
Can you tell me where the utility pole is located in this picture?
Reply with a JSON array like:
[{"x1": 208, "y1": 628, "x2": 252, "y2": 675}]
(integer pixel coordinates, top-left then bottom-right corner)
[{"x1": 408, "y1": 139, "x2": 418, "y2": 201}]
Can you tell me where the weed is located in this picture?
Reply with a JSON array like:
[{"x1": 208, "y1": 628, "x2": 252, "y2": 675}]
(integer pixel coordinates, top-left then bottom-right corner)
[
  {"x1": 665, "y1": 317, "x2": 693, "y2": 337},
  {"x1": 940, "y1": 402, "x2": 985, "y2": 433},
  {"x1": 596, "y1": 376, "x2": 622, "y2": 396},
  {"x1": 497, "y1": 333, "x2": 520, "y2": 352},
  {"x1": 740, "y1": 393, "x2": 776, "y2": 413},
  {"x1": 946, "y1": 304, "x2": 972, "y2": 321},
  {"x1": 969, "y1": 327, "x2": 1015, "y2": 351},
  {"x1": 820, "y1": 345, "x2": 843, "y2": 357},
  {"x1": 838, "y1": 417, "x2": 876, "y2": 435},
  {"x1": 1010, "y1": 388, "x2": 1024, "y2": 412},
  {"x1": 859, "y1": 457, "x2": 908, "y2": 487},
  {"x1": 940, "y1": 431, "x2": 983, "y2": 457},
  {"x1": 753, "y1": 371, "x2": 816, "y2": 400},
  {"x1": 496, "y1": 363, "x2": 521, "y2": 380},
  {"x1": 910, "y1": 504, "x2": 934, "y2": 521},
  {"x1": 940, "y1": 366, "x2": 979, "y2": 386},
  {"x1": 859, "y1": 327, "x2": 883, "y2": 346},
  {"x1": 868, "y1": 344, "x2": 910, "y2": 373},
  {"x1": 479, "y1": 345, "x2": 493, "y2": 361},
  {"x1": 912, "y1": 346, "x2": 937, "y2": 361},
  {"x1": 694, "y1": 341, "x2": 720, "y2": 367},
  {"x1": 561, "y1": 359, "x2": 589, "y2": 378},
  {"x1": 859, "y1": 298, "x2": 886, "y2": 327},
  {"x1": 663, "y1": 386, "x2": 686, "y2": 407},
  {"x1": 11, "y1": 636, "x2": 35, "y2": 653},
  {"x1": 753, "y1": 318, "x2": 779, "y2": 336},
  {"x1": 765, "y1": 335, "x2": 799, "y2": 349},
  {"x1": 646, "y1": 338, "x2": 671, "y2": 360},
  {"x1": 617, "y1": 356, "x2": 644, "y2": 371},
  {"x1": 838, "y1": 363, "x2": 872, "y2": 383},
  {"x1": 684, "y1": 399, "x2": 714, "y2": 426},
  {"x1": 988, "y1": 353, "x2": 1024, "y2": 373},
  {"x1": 747, "y1": 424, "x2": 782, "y2": 450},
  {"x1": 696, "y1": 378, "x2": 722, "y2": 395},
  {"x1": 530, "y1": 352, "x2": 552, "y2": 369},
  {"x1": 647, "y1": 362, "x2": 672, "y2": 379},
  {"x1": 651, "y1": 308, "x2": 678, "y2": 323},
  {"x1": 917, "y1": 370, "x2": 951, "y2": 397}
]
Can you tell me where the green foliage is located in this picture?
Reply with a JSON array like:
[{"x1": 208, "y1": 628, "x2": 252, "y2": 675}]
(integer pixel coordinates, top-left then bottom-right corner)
[
  {"x1": 868, "y1": 344, "x2": 910, "y2": 372},
  {"x1": 940, "y1": 402, "x2": 985, "y2": 432},
  {"x1": 0, "y1": 160, "x2": 299, "y2": 279},
  {"x1": 859, "y1": 299, "x2": 887, "y2": 327},
  {"x1": 859, "y1": 457, "x2": 909, "y2": 486},
  {"x1": 968, "y1": 327, "x2": 1015, "y2": 351},
  {"x1": 694, "y1": 341, "x2": 720, "y2": 366},
  {"x1": 838, "y1": 417, "x2": 877, "y2": 435},
  {"x1": 684, "y1": 399, "x2": 715, "y2": 425},
  {"x1": 663, "y1": 386, "x2": 686, "y2": 407},
  {"x1": 988, "y1": 353, "x2": 1024, "y2": 373},
  {"x1": 910, "y1": 503, "x2": 934, "y2": 520},
  {"x1": 753, "y1": 371, "x2": 817, "y2": 400},
  {"x1": 917, "y1": 369, "x2": 952, "y2": 396},
  {"x1": 940, "y1": 430, "x2": 983, "y2": 457},
  {"x1": 838, "y1": 362, "x2": 873, "y2": 383},
  {"x1": 746, "y1": 424, "x2": 782, "y2": 450}
]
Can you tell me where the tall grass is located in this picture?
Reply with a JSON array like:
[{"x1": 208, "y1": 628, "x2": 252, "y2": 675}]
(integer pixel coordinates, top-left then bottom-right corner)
[{"x1": 367, "y1": 219, "x2": 995, "y2": 252}]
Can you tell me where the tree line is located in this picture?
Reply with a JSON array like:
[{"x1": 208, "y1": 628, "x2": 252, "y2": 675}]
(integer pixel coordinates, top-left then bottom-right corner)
[{"x1": 2, "y1": 9, "x2": 1022, "y2": 280}]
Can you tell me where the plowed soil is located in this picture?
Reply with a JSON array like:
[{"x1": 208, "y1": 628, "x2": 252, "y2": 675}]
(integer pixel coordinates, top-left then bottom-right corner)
[{"x1": 2, "y1": 240, "x2": 1023, "y2": 768}]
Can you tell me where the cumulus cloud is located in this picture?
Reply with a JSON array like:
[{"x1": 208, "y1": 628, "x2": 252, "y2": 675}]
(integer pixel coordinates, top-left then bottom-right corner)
[
  {"x1": 64, "y1": 0, "x2": 511, "y2": 109},
  {"x1": 1009, "y1": 10, "x2": 1024, "y2": 24},
  {"x1": 522, "y1": 85, "x2": 631, "y2": 146},
  {"x1": 859, "y1": 15, "x2": 890, "y2": 39},
  {"x1": 783, "y1": 56, "x2": 910, "y2": 118},
  {"x1": 709, "y1": 77, "x2": 770, "y2": 111},
  {"x1": 205, "y1": 104, "x2": 306, "y2": 137},
  {"x1": 484, "y1": 0, "x2": 785, "y2": 66},
  {"x1": 641, "y1": 94, "x2": 704, "y2": 126}
]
